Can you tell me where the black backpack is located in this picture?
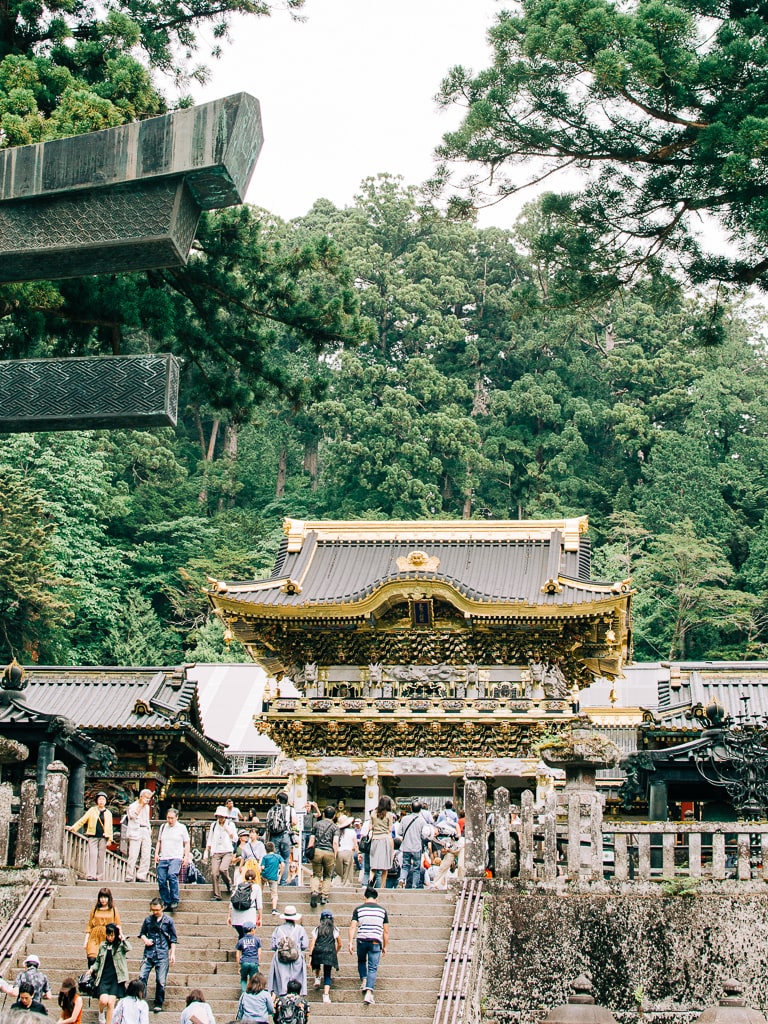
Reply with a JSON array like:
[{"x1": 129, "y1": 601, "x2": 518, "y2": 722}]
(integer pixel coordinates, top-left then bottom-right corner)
[
  {"x1": 275, "y1": 994, "x2": 306, "y2": 1024},
  {"x1": 266, "y1": 802, "x2": 288, "y2": 837},
  {"x1": 230, "y1": 882, "x2": 253, "y2": 911}
]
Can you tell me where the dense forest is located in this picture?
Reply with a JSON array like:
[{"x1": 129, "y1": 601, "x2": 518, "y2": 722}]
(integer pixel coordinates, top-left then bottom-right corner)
[{"x1": 3, "y1": 0, "x2": 768, "y2": 667}]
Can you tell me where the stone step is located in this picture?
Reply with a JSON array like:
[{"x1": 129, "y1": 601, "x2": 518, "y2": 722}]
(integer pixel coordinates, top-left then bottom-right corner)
[
  {"x1": 79, "y1": 1011, "x2": 433, "y2": 1024},
  {"x1": 18, "y1": 881, "x2": 454, "y2": 1024},
  {"x1": 30, "y1": 950, "x2": 447, "y2": 973}
]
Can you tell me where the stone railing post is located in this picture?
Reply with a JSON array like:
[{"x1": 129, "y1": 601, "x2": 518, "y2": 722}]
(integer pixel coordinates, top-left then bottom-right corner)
[
  {"x1": 493, "y1": 786, "x2": 511, "y2": 879},
  {"x1": 0, "y1": 782, "x2": 12, "y2": 865},
  {"x1": 463, "y1": 765, "x2": 487, "y2": 878},
  {"x1": 15, "y1": 776, "x2": 37, "y2": 866},
  {"x1": 39, "y1": 760, "x2": 69, "y2": 878},
  {"x1": 519, "y1": 789, "x2": 536, "y2": 881}
]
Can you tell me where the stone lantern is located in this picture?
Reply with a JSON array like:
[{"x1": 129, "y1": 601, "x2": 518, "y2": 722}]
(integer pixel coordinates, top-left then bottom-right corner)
[
  {"x1": 541, "y1": 976, "x2": 618, "y2": 1024},
  {"x1": 694, "y1": 981, "x2": 767, "y2": 1024}
]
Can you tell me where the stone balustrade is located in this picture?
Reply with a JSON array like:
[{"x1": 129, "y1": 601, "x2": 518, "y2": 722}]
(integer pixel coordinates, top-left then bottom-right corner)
[{"x1": 465, "y1": 780, "x2": 768, "y2": 884}]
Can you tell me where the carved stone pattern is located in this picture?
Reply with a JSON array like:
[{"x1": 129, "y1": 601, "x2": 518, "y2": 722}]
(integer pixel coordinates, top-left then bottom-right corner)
[
  {"x1": 0, "y1": 354, "x2": 180, "y2": 432},
  {"x1": 259, "y1": 718, "x2": 570, "y2": 760},
  {"x1": 1, "y1": 180, "x2": 200, "y2": 282},
  {"x1": 0, "y1": 182, "x2": 180, "y2": 249}
]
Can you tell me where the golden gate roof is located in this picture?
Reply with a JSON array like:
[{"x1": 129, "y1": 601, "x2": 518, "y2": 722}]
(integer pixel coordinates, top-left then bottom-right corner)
[{"x1": 207, "y1": 516, "x2": 632, "y2": 619}]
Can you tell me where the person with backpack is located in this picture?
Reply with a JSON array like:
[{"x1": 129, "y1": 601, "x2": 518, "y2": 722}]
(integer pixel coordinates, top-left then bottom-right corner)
[
  {"x1": 233, "y1": 829, "x2": 265, "y2": 886},
  {"x1": 203, "y1": 807, "x2": 238, "y2": 901},
  {"x1": 309, "y1": 909, "x2": 340, "y2": 1004},
  {"x1": 273, "y1": 980, "x2": 309, "y2": 1024},
  {"x1": 396, "y1": 802, "x2": 430, "y2": 889},
  {"x1": 235, "y1": 973, "x2": 273, "y2": 1024},
  {"x1": 228, "y1": 870, "x2": 263, "y2": 939},
  {"x1": 307, "y1": 806, "x2": 339, "y2": 909},
  {"x1": 267, "y1": 906, "x2": 308, "y2": 997},
  {"x1": 265, "y1": 792, "x2": 296, "y2": 886}
]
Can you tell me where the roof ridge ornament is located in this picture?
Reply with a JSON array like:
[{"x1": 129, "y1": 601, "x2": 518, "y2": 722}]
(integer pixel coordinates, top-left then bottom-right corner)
[{"x1": 396, "y1": 550, "x2": 441, "y2": 573}]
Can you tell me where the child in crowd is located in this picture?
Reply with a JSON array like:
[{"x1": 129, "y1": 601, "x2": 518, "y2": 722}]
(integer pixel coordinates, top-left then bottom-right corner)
[
  {"x1": 235, "y1": 973, "x2": 273, "y2": 1023},
  {"x1": 260, "y1": 842, "x2": 283, "y2": 916},
  {"x1": 274, "y1": 980, "x2": 309, "y2": 1024},
  {"x1": 235, "y1": 923, "x2": 262, "y2": 993},
  {"x1": 309, "y1": 909, "x2": 340, "y2": 1004}
]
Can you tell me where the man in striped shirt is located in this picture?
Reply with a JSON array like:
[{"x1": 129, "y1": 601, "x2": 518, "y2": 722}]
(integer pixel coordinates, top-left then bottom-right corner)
[{"x1": 348, "y1": 886, "x2": 389, "y2": 1006}]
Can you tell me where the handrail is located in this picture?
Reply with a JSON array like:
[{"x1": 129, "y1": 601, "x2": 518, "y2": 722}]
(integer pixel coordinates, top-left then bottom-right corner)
[
  {"x1": 64, "y1": 829, "x2": 156, "y2": 882},
  {"x1": 433, "y1": 879, "x2": 484, "y2": 1024},
  {"x1": 0, "y1": 878, "x2": 55, "y2": 969}
]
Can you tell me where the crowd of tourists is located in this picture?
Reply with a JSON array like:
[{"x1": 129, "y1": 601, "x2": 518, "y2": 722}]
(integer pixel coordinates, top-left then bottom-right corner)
[
  {"x1": 0, "y1": 877, "x2": 391, "y2": 1021},
  {"x1": 0, "y1": 788, "x2": 460, "y2": 1022}
]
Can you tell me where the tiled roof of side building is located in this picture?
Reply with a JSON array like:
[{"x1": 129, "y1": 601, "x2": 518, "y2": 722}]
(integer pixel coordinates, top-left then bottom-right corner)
[
  {"x1": 0, "y1": 666, "x2": 226, "y2": 764},
  {"x1": 638, "y1": 662, "x2": 768, "y2": 731}
]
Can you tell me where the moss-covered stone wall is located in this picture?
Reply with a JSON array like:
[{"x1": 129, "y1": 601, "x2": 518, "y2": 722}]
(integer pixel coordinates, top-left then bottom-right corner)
[
  {"x1": 0, "y1": 868, "x2": 44, "y2": 929},
  {"x1": 479, "y1": 882, "x2": 768, "y2": 1024}
]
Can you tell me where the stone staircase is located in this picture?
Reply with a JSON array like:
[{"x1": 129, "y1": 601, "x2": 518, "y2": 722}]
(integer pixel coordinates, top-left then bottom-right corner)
[{"x1": 12, "y1": 881, "x2": 455, "y2": 1024}]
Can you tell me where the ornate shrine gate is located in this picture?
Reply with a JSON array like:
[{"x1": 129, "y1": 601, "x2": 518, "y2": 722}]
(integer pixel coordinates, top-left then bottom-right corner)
[{"x1": 208, "y1": 517, "x2": 634, "y2": 812}]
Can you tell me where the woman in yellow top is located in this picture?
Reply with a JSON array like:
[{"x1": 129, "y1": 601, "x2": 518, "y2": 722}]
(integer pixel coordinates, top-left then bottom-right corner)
[
  {"x1": 84, "y1": 888, "x2": 121, "y2": 966},
  {"x1": 71, "y1": 792, "x2": 113, "y2": 881}
]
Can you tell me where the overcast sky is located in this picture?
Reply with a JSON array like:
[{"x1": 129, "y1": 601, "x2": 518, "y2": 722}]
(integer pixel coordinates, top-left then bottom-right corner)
[{"x1": 190, "y1": 1, "x2": 506, "y2": 225}]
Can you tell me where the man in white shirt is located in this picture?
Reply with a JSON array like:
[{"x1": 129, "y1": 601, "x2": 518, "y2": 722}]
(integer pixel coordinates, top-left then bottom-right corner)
[
  {"x1": 154, "y1": 808, "x2": 190, "y2": 911},
  {"x1": 225, "y1": 799, "x2": 242, "y2": 822},
  {"x1": 203, "y1": 807, "x2": 238, "y2": 900},
  {"x1": 125, "y1": 789, "x2": 153, "y2": 883}
]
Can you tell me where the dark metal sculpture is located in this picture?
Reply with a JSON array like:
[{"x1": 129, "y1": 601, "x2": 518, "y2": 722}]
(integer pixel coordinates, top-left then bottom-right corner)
[{"x1": 692, "y1": 700, "x2": 768, "y2": 819}]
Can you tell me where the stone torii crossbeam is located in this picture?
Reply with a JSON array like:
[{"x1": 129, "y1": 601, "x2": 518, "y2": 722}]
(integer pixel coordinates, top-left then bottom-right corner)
[{"x1": 0, "y1": 92, "x2": 263, "y2": 431}]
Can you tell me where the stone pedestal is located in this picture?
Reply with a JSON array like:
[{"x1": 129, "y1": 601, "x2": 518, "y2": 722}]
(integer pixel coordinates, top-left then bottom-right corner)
[
  {"x1": 0, "y1": 782, "x2": 12, "y2": 865},
  {"x1": 39, "y1": 760, "x2": 69, "y2": 872},
  {"x1": 15, "y1": 777, "x2": 38, "y2": 866},
  {"x1": 463, "y1": 772, "x2": 488, "y2": 878}
]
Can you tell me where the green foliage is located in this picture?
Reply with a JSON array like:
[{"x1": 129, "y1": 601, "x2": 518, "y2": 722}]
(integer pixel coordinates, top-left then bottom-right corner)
[
  {"x1": 436, "y1": 0, "x2": 768, "y2": 291},
  {"x1": 4, "y1": 175, "x2": 768, "y2": 665}
]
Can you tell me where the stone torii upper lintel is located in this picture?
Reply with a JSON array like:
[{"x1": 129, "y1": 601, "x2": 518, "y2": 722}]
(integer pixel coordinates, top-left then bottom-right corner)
[
  {"x1": 0, "y1": 91, "x2": 263, "y2": 283},
  {"x1": 0, "y1": 93, "x2": 263, "y2": 431}
]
